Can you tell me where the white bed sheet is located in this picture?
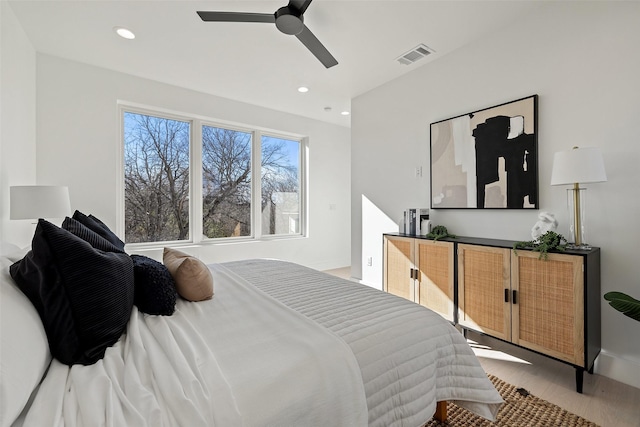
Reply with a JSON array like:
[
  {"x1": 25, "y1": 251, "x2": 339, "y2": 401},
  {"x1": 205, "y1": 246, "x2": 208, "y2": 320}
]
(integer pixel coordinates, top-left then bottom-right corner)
[{"x1": 16, "y1": 262, "x2": 368, "y2": 427}]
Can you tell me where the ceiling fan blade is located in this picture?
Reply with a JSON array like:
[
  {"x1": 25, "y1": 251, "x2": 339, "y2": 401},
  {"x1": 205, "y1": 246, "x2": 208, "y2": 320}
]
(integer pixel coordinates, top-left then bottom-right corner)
[
  {"x1": 197, "y1": 11, "x2": 275, "y2": 23},
  {"x1": 295, "y1": 25, "x2": 338, "y2": 68},
  {"x1": 288, "y1": 0, "x2": 313, "y2": 14}
]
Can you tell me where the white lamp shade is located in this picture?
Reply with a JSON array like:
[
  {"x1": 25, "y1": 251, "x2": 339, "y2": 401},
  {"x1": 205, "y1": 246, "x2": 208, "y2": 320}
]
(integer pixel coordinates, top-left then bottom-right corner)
[
  {"x1": 550, "y1": 147, "x2": 607, "y2": 186},
  {"x1": 10, "y1": 186, "x2": 71, "y2": 220}
]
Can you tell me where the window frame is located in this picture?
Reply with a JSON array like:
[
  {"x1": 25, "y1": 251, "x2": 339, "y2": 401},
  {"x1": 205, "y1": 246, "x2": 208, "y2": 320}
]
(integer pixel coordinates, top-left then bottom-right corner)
[{"x1": 117, "y1": 102, "x2": 308, "y2": 248}]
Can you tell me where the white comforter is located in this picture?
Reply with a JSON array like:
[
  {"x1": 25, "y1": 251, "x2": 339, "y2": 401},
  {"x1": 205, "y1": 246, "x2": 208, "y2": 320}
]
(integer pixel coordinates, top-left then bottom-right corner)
[
  {"x1": 19, "y1": 263, "x2": 368, "y2": 427},
  {"x1": 222, "y1": 259, "x2": 503, "y2": 426}
]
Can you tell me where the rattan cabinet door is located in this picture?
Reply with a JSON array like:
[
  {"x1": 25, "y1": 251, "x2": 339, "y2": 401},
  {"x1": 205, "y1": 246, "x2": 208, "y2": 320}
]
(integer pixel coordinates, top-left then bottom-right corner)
[
  {"x1": 511, "y1": 251, "x2": 584, "y2": 366},
  {"x1": 383, "y1": 236, "x2": 416, "y2": 301},
  {"x1": 415, "y1": 240, "x2": 454, "y2": 322},
  {"x1": 458, "y1": 244, "x2": 511, "y2": 341}
]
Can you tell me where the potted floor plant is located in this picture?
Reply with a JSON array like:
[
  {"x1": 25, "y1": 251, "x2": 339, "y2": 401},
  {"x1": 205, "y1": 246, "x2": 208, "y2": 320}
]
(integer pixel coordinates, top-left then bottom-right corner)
[{"x1": 604, "y1": 292, "x2": 640, "y2": 321}]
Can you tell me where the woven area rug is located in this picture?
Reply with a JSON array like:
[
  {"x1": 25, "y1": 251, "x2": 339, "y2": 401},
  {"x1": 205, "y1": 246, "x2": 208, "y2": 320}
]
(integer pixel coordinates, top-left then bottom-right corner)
[{"x1": 425, "y1": 375, "x2": 599, "y2": 427}]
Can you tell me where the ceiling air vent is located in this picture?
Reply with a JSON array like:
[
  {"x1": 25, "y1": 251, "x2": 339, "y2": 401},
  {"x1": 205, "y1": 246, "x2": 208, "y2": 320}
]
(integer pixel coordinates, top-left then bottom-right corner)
[{"x1": 396, "y1": 44, "x2": 435, "y2": 65}]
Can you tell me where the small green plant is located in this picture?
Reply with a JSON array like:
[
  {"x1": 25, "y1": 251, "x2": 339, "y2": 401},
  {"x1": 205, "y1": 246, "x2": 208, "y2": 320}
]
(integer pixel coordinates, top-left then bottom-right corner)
[
  {"x1": 425, "y1": 225, "x2": 456, "y2": 241},
  {"x1": 513, "y1": 230, "x2": 567, "y2": 260},
  {"x1": 604, "y1": 292, "x2": 640, "y2": 322}
]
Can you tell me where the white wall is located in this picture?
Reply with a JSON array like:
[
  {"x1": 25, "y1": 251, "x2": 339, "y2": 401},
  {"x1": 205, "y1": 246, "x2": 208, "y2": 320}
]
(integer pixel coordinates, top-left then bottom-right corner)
[
  {"x1": 34, "y1": 55, "x2": 351, "y2": 271},
  {"x1": 0, "y1": 1, "x2": 37, "y2": 247},
  {"x1": 351, "y1": 2, "x2": 640, "y2": 388}
]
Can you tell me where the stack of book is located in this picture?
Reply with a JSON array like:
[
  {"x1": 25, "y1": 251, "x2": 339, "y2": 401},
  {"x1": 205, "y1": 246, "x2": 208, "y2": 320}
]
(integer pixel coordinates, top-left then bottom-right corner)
[{"x1": 404, "y1": 208, "x2": 430, "y2": 235}]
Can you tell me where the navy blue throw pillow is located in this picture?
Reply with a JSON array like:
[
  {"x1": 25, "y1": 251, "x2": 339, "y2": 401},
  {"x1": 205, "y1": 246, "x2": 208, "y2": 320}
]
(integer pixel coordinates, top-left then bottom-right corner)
[
  {"x1": 9, "y1": 219, "x2": 134, "y2": 365},
  {"x1": 131, "y1": 255, "x2": 177, "y2": 316},
  {"x1": 72, "y1": 210, "x2": 125, "y2": 251},
  {"x1": 62, "y1": 217, "x2": 124, "y2": 253}
]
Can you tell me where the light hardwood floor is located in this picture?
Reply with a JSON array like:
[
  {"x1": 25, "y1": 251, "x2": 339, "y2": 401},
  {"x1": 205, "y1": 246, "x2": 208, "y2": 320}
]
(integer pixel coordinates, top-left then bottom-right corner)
[
  {"x1": 323, "y1": 267, "x2": 640, "y2": 427},
  {"x1": 468, "y1": 331, "x2": 639, "y2": 427}
]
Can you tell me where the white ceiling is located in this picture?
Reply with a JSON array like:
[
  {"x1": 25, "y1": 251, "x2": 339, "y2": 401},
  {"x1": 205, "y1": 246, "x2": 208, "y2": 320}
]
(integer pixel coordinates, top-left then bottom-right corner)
[{"x1": 8, "y1": 0, "x2": 543, "y2": 127}]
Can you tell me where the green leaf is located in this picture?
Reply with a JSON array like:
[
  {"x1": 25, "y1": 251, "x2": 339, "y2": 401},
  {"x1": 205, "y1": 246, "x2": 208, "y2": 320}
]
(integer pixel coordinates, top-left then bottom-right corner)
[
  {"x1": 425, "y1": 225, "x2": 456, "y2": 241},
  {"x1": 604, "y1": 292, "x2": 640, "y2": 322},
  {"x1": 512, "y1": 231, "x2": 567, "y2": 260}
]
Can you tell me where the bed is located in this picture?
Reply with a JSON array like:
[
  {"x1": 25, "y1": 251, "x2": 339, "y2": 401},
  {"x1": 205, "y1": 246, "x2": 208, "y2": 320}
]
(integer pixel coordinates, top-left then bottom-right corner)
[{"x1": 1, "y1": 218, "x2": 502, "y2": 427}]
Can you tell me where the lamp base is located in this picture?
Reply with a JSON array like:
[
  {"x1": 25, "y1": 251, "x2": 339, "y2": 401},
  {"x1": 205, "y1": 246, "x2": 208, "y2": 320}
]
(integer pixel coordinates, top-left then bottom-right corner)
[{"x1": 567, "y1": 186, "x2": 588, "y2": 248}]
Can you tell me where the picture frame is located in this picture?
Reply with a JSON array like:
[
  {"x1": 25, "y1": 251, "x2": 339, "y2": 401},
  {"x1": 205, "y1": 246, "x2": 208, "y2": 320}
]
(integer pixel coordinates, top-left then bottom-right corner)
[{"x1": 430, "y1": 95, "x2": 538, "y2": 209}]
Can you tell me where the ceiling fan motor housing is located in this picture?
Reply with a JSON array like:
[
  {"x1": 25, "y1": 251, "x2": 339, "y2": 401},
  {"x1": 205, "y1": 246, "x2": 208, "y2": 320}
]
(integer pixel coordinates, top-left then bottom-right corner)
[{"x1": 275, "y1": 6, "x2": 304, "y2": 35}]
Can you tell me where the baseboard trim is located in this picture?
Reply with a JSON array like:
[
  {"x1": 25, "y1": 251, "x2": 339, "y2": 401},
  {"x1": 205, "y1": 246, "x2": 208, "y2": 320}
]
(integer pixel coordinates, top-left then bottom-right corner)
[
  {"x1": 309, "y1": 260, "x2": 349, "y2": 272},
  {"x1": 595, "y1": 350, "x2": 640, "y2": 389},
  {"x1": 355, "y1": 278, "x2": 381, "y2": 290}
]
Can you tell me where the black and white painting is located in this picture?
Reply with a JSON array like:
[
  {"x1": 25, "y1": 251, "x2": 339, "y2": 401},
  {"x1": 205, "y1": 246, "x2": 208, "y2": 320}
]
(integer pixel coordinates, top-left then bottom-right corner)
[{"x1": 430, "y1": 95, "x2": 538, "y2": 209}]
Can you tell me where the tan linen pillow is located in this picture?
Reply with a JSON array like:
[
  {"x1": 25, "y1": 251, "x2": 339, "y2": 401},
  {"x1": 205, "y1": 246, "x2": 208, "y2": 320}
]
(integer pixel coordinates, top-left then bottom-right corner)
[{"x1": 163, "y1": 248, "x2": 213, "y2": 301}]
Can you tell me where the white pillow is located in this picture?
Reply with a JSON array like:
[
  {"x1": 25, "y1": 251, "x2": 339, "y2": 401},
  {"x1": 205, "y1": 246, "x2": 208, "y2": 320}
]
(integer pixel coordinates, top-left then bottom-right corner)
[
  {"x1": 3, "y1": 246, "x2": 30, "y2": 263},
  {"x1": 0, "y1": 256, "x2": 51, "y2": 427},
  {"x1": 0, "y1": 241, "x2": 20, "y2": 257}
]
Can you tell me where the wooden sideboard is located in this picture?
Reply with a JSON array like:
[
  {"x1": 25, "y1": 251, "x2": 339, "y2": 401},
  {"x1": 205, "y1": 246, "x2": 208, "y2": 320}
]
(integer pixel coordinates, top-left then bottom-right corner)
[
  {"x1": 382, "y1": 233, "x2": 601, "y2": 393},
  {"x1": 383, "y1": 235, "x2": 455, "y2": 322}
]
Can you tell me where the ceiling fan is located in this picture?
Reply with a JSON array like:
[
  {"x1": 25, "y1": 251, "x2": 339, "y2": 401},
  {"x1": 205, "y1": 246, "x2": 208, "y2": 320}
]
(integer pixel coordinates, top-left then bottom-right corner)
[{"x1": 197, "y1": 0, "x2": 338, "y2": 68}]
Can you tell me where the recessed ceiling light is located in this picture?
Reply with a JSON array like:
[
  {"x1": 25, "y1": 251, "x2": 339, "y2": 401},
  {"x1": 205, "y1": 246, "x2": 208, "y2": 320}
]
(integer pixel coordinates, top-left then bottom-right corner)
[
  {"x1": 297, "y1": 86, "x2": 309, "y2": 93},
  {"x1": 341, "y1": 111, "x2": 350, "y2": 116},
  {"x1": 114, "y1": 27, "x2": 135, "y2": 40}
]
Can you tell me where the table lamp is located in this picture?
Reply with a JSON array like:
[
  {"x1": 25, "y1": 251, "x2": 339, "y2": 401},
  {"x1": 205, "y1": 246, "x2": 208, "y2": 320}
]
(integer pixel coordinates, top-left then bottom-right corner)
[
  {"x1": 10, "y1": 185, "x2": 71, "y2": 222},
  {"x1": 550, "y1": 147, "x2": 607, "y2": 249}
]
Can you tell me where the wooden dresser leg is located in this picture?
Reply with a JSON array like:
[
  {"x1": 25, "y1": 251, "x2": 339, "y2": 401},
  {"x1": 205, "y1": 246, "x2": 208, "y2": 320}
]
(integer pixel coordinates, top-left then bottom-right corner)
[
  {"x1": 576, "y1": 367, "x2": 584, "y2": 393},
  {"x1": 434, "y1": 400, "x2": 448, "y2": 422}
]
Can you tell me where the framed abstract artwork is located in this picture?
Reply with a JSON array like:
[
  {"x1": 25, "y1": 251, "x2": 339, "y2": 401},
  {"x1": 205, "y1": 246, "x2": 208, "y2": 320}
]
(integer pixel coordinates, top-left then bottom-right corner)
[{"x1": 430, "y1": 95, "x2": 538, "y2": 209}]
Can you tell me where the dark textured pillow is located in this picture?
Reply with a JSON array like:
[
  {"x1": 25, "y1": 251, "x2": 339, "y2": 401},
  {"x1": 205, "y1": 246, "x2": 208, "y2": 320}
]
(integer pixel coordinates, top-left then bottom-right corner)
[
  {"x1": 62, "y1": 217, "x2": 124, "y2": 253},
  {"x1": 131, "y1": 255, "x2": 177, "y2": 316},
  {"x1": 9, "y1": 219, "x2": 134, "y2": 366},
  {"x1": 72, "y1": 210, "x2": 125, "y2": 251}
]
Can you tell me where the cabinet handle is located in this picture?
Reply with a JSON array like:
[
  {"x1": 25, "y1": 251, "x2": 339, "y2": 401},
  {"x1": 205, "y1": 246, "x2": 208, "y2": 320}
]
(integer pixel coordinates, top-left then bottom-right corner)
[
  {"x1": 410, "y1": 268, "x2": 415, "y2": 280},
  {"x1": 512, "y1": 290, "x2": 517, "y2": 305},
  {"x1": 504, "y1": 289, "x2": 510, "y2": 303}
]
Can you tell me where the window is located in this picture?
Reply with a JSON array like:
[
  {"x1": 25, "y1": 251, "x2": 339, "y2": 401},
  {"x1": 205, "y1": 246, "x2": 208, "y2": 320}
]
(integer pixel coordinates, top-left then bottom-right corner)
[
  {"x1": 201, "y1": 125, "x2": 252, "y2": 238},
  {"x1": 261, "y1": 135, "x2": 301, "y2": 236},
  {"x1": 123, "y1": 112, "x2": 190, "y2": 243},
  {"x1": 121, "y1": 106, "x2": 305, "y2": 245}
]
